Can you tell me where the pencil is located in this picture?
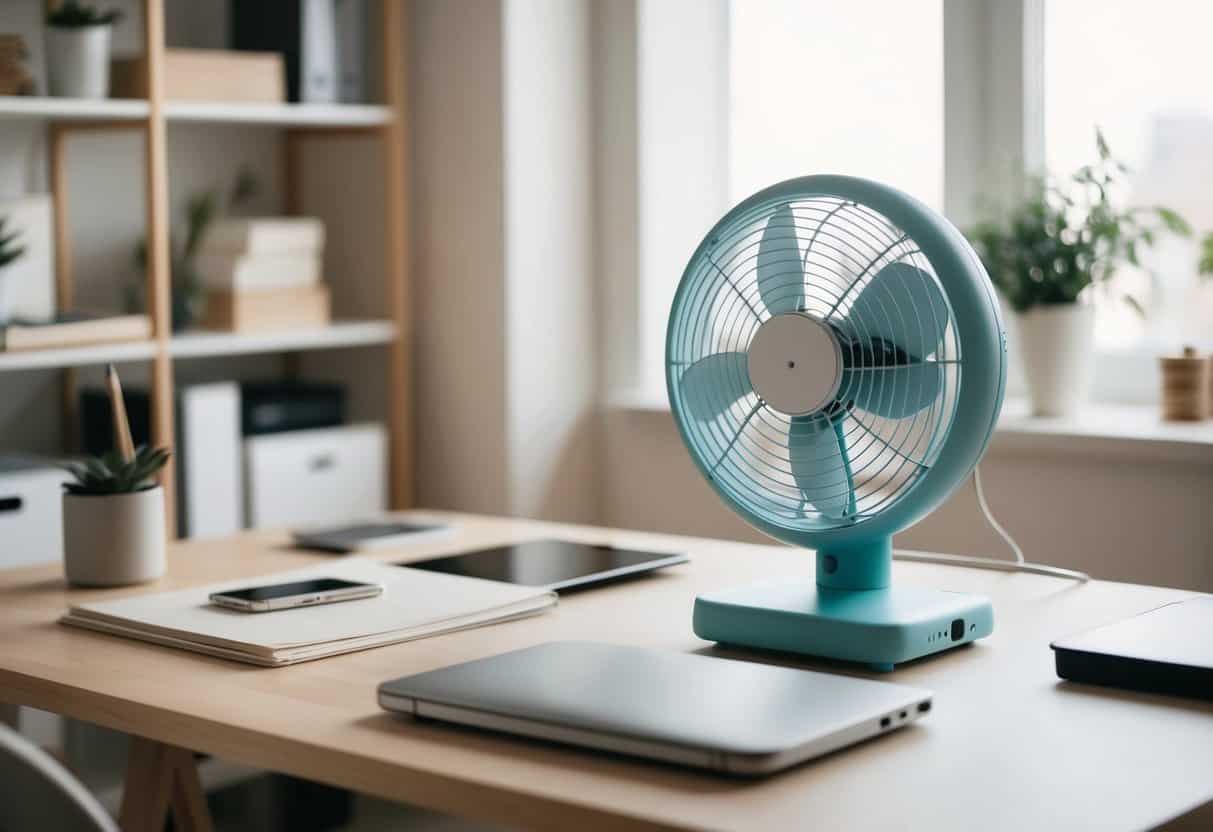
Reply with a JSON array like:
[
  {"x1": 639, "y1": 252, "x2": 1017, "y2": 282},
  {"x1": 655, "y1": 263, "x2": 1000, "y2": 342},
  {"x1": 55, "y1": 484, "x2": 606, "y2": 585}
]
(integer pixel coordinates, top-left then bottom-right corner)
[{"x1": 106, "y1": 363, "x2": 136, "y2": 463}]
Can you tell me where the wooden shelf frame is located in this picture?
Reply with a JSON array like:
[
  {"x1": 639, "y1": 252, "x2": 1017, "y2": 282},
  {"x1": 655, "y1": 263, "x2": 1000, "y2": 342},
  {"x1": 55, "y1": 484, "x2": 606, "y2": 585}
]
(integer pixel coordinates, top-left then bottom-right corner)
[{"x1": 32, "y1": 0, "x2": 412, "y2": 534}]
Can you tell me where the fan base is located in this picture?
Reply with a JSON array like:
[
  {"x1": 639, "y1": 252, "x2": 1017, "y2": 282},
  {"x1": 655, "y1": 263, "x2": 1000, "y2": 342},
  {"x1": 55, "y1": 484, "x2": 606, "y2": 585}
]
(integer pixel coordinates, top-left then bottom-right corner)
[{"x1": 693, "y1": 580, "x2": 993, "y2": 672}]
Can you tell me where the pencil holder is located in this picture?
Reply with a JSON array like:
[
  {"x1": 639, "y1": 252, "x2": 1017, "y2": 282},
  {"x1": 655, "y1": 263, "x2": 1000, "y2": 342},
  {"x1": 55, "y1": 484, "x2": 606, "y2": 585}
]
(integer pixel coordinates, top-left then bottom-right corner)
[
  {"x1": 1158, "y1": 347, "x2": 1210, "y2": 422},
  {"x1": 62, "y1": 486, "x2": 166, "y2": 586}
]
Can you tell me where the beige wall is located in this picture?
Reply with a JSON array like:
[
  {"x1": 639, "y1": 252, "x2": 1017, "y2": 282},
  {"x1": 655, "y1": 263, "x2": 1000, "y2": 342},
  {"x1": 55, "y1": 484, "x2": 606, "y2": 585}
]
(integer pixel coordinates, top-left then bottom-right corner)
[
  {"x1": 407, "y1": 1, "x2": 1213, "y2": 595},
  {"x1": 409, "y1": 0, "x2": 598, "y2": 522},
  {"x1": 602, "y1": 407, "x2": 1213, "y2": 592}
]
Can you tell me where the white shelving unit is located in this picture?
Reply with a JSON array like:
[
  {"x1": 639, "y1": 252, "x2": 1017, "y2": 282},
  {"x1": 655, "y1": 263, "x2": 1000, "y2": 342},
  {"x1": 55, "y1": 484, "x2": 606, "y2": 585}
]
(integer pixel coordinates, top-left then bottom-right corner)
[
  {"x1": 0, "y1": 340, "x2": 157, "y2": 372},
  {"x1": 170, "y1": 320, "x2": 396, "y2": 359},
  {"x1": 0, "y1": 0, "x2": 411, "y2": 537},
  {"x1": 0, "y1": 321, "x2": 396, "y2": 371},
  {"x1": 0, "y1": 96, "x2": 393, "y2": 128},
  {"x1": 164, "y1": 102, "x2": 392, "y2": 127},
  {"x1": 0, "y1": 96, "x2": 150, "y2": 120}
]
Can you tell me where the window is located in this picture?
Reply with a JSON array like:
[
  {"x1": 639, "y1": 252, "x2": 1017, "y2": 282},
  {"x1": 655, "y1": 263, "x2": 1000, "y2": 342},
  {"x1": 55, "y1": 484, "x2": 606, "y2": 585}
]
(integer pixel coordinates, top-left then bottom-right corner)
[
  {"x1": 1045, "y1": 0, "x2": 1213, "y2": 350},
  {"x1": 729, "y1": 0, "x2": 944, "y2": 209},
  {"x1": 620, "y1": 0, "x2": 1213, "y2": 403}
]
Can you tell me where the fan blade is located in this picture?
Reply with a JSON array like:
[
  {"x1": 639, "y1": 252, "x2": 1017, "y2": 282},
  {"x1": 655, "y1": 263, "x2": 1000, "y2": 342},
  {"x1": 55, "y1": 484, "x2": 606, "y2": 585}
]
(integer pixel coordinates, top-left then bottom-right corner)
[
  {"x1": 788, "y1": 415, "x2": 854, "y2": 519},
  {"x1": 840, "y1": 262, "x2": 949, "y2": 359},
  {"x1": 756, "y1": 205, "x2": 804, "y2": 316},
  {"x1": 680, "y1": 352, "x2": 753, "y2": 421},
  {"x1": 839, "y1": 362, "x2": 942, "y2": 419}
]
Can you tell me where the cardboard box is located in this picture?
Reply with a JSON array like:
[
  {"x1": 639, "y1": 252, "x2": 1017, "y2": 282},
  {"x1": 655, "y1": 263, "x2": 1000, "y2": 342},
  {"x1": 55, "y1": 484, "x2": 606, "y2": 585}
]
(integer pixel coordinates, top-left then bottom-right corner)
[
  {"x1": 202, "y1": 284, "x2": 330, "y2": 332},
  {"x1": 111, "y1": 48, "x2": 285, "y2": 103}
]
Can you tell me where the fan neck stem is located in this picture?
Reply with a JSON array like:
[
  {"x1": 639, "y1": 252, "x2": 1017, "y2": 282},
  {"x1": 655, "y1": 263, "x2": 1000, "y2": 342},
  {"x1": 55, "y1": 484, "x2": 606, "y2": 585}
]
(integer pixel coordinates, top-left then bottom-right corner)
[{"x1": 815, "y1": 537, "x2": 892, "y2": 591}]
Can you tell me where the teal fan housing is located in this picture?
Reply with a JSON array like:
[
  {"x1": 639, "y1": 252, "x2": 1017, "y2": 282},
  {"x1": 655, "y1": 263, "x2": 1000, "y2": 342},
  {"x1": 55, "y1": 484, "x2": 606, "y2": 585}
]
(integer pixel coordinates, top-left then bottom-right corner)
[{"x1": 667, "y1": 175, "x2": 1007, "y2": 671}]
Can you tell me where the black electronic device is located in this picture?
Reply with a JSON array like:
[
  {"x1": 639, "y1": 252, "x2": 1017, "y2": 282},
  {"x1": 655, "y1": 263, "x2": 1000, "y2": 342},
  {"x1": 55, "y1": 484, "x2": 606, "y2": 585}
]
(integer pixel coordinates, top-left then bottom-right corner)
[
  {"x1": 209, "y1": 577, "x2": 382, "y2": 613},
  {"x1": 240, "y1": 381, "x2": 345, "y2": 435},
  {"x1": 400, "y1": 540, "x2": 687, "y2": 593},
  {"x1": 1051, "y1": 596, "x2": 1213, "y2": 701}
]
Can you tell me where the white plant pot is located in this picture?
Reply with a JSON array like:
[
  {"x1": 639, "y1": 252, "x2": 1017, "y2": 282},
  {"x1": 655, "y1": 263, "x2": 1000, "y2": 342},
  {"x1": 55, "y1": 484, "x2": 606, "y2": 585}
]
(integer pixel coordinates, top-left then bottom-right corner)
[
  {"x1": 1016, "y1": 303, "x2": 1096, "y2": 418},
  {"x1": 63, "y1": 486, "x2": 166, "y2": 586},
  {"x1": 44, "y1": 24, "x2": 112, "y2": 99}
]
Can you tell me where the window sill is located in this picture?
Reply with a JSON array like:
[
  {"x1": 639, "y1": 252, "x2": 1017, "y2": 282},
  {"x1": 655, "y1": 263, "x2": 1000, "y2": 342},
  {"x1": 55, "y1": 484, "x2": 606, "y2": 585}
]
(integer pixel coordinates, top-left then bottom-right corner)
[{"x1": 609, "y1": 393, "x2": 1213, "y2": 465}]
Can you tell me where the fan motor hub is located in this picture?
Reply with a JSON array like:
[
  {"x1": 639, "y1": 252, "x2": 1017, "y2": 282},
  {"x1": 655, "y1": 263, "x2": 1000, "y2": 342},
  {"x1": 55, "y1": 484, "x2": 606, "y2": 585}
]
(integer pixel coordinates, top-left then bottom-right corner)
[{"x1": 747, "y1": 313, "x2": 842, "y2": 416}]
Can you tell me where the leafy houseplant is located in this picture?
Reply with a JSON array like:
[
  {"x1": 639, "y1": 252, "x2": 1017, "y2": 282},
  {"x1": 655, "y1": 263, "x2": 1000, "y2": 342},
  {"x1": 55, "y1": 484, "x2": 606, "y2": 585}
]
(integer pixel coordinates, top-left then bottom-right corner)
[
  {"x1": 44, "y1": 2, "x2": 123, "y2": 99},
  {"x1": 0, "y1": 217, "x2": 27, "y2": 323},
  {"x1": 966, "y1": 130, "x2": 1192, "y2": 417},
  {"x1": 61, "y1": 445, "x2": 170, "y2": 586},
  {"x1": 130, "y1": 168, "x2": 258, "y2": 331}
]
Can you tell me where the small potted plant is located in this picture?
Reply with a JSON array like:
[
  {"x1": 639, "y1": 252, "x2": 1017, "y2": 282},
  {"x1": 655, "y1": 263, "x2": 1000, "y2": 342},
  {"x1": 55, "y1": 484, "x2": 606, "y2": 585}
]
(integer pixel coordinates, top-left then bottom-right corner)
[
  {"x1": 62, "y1": 444, "x2": 170, "y2": 586},
  {"x1": 130, "y1": 168, "x2": 258, "y2": 330},
  {"x1": 0, "y1": 217, "x2": 26, "y2": 323},
  {"x1": 44, "y1": 1, "x2": 123, "y2": 99},
  {"x1": 968, "y1": 130, "x2": 1191, "y2": 417}
]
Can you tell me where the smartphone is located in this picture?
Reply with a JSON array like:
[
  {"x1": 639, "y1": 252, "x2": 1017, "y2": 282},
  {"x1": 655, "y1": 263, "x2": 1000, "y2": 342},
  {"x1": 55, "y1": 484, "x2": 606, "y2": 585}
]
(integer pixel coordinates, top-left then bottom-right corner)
[{"x1": 209, "y1": 578, "x2": 383, "y2": 613}]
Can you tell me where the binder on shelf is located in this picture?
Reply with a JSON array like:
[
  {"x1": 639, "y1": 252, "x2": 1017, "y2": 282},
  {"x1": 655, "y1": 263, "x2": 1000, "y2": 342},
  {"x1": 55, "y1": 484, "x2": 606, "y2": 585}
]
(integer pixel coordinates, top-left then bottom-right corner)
[
  {"x1": 178, "y1": 383, "x2": 244, "y2": 539},
  {"x1": 232, "y1": 1, "x2": 341, "y2": 104},
  {"x1": 335, "y1": 0, "x2": 366, "y2": 103}
]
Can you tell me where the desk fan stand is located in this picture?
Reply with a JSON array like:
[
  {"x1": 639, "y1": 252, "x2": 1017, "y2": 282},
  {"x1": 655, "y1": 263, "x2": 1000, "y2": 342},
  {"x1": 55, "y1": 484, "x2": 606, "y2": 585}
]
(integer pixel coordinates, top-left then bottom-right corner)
[
  {"x1": 694, "y1": 468, "x2": 1088, "y2": 672},
  {"x1": 694, "y1": 537, "x2": 995, "y2": 673}
]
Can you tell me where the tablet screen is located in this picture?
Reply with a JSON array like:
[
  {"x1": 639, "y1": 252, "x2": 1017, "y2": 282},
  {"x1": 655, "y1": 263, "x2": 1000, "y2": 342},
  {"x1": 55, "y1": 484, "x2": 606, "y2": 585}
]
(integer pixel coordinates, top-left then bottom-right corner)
[{"x1": 400, "y1": 540, "x2": 687, "y2": 592}]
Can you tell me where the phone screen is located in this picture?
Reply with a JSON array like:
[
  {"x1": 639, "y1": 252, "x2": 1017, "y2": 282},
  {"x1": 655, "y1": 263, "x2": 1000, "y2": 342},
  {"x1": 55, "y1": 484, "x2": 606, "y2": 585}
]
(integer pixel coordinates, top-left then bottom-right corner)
[{"x1": 218, "y1": 578, "x2": 371, "y2": 603}]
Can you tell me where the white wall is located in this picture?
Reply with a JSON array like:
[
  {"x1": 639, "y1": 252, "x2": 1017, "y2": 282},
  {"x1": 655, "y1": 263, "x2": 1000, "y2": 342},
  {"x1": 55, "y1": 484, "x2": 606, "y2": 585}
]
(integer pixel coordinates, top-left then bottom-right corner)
[{"x1": 410, "y1": 0, "x2": 597, "y2": 522}]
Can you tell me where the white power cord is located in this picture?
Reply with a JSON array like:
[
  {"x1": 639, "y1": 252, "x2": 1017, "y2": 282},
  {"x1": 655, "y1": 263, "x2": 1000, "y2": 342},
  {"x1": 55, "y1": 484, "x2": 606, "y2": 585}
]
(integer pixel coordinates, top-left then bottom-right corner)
[{"x1": 893, "y1": 466, "x2": 1090, "y2": 582}]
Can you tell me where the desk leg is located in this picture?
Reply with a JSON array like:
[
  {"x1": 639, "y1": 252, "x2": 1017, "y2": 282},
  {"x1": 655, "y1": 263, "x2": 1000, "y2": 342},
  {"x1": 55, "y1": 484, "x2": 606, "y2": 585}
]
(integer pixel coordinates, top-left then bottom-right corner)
[{"x1": 118, "y1": 737, "x2": 213, "y2": 832}]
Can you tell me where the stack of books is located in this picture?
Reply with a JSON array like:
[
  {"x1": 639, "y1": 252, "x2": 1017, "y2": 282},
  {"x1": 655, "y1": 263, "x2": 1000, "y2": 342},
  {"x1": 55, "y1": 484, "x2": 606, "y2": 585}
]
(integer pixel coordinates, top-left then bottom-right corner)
[
  {"x1": 198, "y1": 218, "x2": 329, "y2": 332},
  {"x1": 0, "y1": 34, "x2": 34, "y2": 96}
]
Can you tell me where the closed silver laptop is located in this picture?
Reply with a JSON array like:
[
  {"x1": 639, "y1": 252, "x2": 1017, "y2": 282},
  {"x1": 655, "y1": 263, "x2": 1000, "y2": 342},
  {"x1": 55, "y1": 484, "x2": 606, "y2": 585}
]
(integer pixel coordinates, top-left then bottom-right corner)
[{"x1": 378, "y1": 641, "x2": 932, "y2": 775}]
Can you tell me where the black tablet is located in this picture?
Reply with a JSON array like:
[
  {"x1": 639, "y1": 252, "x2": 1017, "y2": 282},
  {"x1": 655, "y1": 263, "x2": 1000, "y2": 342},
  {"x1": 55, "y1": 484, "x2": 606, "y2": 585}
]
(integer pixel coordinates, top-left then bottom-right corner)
[{"x1": 399, "y1": 540, "x2": 688, "y2": 592}]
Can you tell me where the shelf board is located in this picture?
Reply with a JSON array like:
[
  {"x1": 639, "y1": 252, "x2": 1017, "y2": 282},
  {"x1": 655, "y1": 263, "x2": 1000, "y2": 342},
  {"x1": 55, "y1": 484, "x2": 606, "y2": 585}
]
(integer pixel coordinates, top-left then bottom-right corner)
[
  {"x1": 170, "y1": 320, "x2": 397, "y2": 359},
  {"x1": 0, "y1": 96, "x2": 149, "y2": 121},
  {"x1": 163, "y1": 102, "x2": 393, "y2": 127},
  {"x1": 0, "y1": 340, "x2": 157, "y2": 372}
]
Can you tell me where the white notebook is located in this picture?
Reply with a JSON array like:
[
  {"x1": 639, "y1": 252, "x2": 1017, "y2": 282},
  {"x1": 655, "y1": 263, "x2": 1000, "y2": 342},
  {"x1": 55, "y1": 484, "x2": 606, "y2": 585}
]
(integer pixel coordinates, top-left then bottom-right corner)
[{"x1": 60, "y1": 559, "x2": 556, "y2": 667}]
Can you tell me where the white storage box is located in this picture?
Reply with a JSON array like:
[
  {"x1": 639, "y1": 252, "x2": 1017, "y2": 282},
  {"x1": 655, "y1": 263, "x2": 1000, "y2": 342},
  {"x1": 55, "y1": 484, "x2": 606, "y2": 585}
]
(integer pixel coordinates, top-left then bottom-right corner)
[
  {"x1": 0, "y1": 459, "x2": 66, "y2": 568},
  {"x1": 243, "y1": 423, "x2": 386, "y2": 530}
]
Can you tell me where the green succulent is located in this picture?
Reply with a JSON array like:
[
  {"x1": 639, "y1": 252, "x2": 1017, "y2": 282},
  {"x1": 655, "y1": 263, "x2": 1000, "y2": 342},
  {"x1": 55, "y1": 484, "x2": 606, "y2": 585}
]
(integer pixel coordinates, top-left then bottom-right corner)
[
  {"x1": 46, "y1": 1, "x2": 123, "y2": 27},
  {"x1": 0, "y1": 217, "x2": 26, "y2": 268},
  {"x1": 63, "y1": 445, "x2": 170, "y2": 496},
  {"x1": 967, "y1": 129, "x2": 1191, "y2": 316}
]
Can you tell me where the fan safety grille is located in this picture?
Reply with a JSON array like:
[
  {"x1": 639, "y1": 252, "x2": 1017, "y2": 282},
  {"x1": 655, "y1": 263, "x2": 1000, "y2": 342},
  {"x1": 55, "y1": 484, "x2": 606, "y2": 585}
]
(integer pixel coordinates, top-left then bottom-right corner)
[{"x1": 668, "y1": 194, "x2": 962, "y2": 532}]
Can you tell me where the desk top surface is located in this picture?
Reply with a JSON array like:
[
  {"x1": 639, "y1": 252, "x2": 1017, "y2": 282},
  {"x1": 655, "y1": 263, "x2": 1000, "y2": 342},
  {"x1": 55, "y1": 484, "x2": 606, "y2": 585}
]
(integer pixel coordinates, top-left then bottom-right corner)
[{"x1": 0, "y1": 513, "x2": 1210, "y2": 831}]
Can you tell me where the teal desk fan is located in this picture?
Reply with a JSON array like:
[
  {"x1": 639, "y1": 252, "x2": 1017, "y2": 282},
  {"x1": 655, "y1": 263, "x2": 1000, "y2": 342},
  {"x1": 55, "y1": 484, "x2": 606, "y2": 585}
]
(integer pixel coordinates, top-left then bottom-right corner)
[{"x1": 668, "y1": 175, "x2": 1007, "y2": 671}]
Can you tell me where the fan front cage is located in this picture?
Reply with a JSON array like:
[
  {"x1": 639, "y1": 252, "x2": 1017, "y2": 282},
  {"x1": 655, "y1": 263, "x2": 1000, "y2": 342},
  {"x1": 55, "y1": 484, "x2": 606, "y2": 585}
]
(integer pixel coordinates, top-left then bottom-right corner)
[{"x1": 668, "y1": 186, "x2": 966, "y2": 538}]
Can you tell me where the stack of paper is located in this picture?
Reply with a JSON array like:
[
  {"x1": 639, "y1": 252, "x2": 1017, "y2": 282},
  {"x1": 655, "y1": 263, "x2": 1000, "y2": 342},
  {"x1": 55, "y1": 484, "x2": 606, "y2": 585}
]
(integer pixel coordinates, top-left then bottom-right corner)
[{"x1": 60, "y1": 559, "x2": 556, "y2": 667}]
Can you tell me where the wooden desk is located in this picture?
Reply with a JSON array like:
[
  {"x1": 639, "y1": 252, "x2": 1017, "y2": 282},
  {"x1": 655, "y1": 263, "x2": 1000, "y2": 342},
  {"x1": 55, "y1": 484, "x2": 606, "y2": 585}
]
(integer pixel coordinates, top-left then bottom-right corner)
[{"x1": 1, "y1": 513, "x2": 1211, "y2": 831}]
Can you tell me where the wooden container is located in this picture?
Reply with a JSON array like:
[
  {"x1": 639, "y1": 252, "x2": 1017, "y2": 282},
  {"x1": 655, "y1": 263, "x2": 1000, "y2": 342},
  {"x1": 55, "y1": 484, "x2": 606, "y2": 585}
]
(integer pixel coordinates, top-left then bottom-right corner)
[
  {"x1": 202, "y1": 284, "x2": 330, "y2": 333},
  {"x1": 1158, "y1": 347, "x2": 1210, "y2": 421},
  {"x1": 111, "y1": 48, "x2": 285, "y2": 103}
]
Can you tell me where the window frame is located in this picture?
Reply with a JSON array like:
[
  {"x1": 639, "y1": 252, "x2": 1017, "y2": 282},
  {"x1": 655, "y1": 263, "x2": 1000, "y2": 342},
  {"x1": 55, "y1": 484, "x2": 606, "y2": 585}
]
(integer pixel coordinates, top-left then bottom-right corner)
[{"x1": 608, "y1": 0, "x2": 1163, "y2": 407}]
